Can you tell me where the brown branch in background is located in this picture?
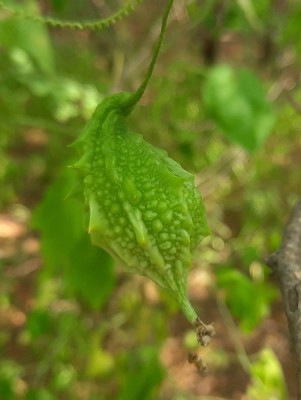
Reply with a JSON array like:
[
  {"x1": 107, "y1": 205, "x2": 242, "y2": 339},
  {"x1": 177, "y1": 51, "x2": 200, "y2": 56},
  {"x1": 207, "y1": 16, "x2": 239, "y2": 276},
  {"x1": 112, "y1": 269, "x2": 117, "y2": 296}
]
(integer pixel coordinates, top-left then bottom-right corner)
[{"x1": 266, "y1": 199, "x2": 301, "y2": 399}]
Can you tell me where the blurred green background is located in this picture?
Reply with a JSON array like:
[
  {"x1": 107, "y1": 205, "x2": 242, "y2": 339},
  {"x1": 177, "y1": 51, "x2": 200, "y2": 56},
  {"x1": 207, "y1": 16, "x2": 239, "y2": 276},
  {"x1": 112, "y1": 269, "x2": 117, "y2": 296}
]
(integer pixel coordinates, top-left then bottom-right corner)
[{"x1": 0, "y1": 0, "x2": 300, "y2": 399}]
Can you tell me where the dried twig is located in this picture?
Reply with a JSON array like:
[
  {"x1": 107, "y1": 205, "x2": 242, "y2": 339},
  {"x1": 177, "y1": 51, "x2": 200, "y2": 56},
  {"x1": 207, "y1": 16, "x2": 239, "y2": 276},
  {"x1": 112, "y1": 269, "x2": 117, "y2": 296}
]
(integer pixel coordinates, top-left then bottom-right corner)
[{"x1": 266, "y1": 199, "x2": 301, "y2": 399}]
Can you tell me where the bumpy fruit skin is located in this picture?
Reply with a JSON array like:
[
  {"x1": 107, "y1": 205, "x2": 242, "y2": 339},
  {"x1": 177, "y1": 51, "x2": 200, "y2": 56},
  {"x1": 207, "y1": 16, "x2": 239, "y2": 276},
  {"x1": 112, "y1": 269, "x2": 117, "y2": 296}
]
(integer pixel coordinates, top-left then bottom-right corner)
[{"x1": 73, "y1": 92, "x2": 209, "y2": 323}]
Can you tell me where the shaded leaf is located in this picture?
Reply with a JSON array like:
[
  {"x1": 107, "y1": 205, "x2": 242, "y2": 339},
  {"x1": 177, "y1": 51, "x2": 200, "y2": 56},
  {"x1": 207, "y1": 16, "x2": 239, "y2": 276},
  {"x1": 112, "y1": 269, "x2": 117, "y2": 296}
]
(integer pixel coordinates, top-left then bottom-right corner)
[
  {"x1": 67, "y1": 234, "x2": 115, "y2": 309},
  {"x1": 25, "y1": 388, "x2": 55, "y2": 400},
  {"x1": 33, "y1": 169, "x2": 115, "y2": 309},
  {"x1": 117, "y1": 347, "x2": 165, "y2": 400},
  {"x1": 0, "y1": 379, "x2": 14, "y2": 400},
  {"x1": 26, "y1": 308, "x2": 53, "y2": 338},
  {"x1": 32, "y1": 169, "x2": 84, "y2": 273}
]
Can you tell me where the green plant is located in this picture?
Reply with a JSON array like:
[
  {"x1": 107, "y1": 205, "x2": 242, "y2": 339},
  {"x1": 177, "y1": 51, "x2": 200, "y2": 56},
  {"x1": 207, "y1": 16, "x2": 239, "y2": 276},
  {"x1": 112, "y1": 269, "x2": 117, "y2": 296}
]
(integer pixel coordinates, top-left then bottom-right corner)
[
  {"x1": 2, "y1": 0, "x2": 300, "y2": 398},
  {"x1": 72, "y1": 0, "x2": 209, "y2": 328}
]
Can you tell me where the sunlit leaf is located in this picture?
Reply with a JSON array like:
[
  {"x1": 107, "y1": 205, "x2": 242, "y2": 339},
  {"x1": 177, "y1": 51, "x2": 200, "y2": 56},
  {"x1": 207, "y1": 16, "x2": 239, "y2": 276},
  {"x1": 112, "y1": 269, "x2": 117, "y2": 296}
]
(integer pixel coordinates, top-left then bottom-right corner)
[
  {"x1": 0, "y1": 0, "x2": 55, "y2": 75},
  {"x1": 203, "y1": 64, "x2": 275, "y2": 152},
  {"x1": 216, "y1": 267, "x2": 276, "y2": 331},
  {"x1": 247, "y1": 348, "x2": 287, "y2": 399},
  {"x1": 86, "y1": 337, "x2": 115, "y2": 378}
]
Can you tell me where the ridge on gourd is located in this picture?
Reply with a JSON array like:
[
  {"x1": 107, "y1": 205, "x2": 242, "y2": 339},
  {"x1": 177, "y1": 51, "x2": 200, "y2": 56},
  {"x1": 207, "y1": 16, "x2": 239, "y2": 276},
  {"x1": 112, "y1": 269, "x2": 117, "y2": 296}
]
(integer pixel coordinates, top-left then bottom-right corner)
[{"x1": 72, "y1": 91, "x2": 209, "y2": 324}]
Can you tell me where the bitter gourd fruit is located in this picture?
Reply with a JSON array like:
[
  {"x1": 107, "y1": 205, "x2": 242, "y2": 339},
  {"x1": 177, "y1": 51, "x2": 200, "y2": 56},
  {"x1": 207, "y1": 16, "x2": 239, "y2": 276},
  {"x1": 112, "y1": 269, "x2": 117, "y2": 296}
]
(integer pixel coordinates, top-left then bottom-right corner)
[
  {"x1": 72, "y1": 92, "x2": 209, "y2": 323},
  {"x1": 72, "y1": 0, "x2": 212, "y2": 330}
]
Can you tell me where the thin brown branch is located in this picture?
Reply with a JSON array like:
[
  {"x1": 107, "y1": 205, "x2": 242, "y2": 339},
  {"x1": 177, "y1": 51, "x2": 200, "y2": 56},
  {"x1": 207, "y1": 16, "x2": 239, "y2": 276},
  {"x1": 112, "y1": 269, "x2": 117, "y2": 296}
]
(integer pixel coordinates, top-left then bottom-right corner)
[{"x1": 266, "y1": 199, "x2": 301, "y2": 399}]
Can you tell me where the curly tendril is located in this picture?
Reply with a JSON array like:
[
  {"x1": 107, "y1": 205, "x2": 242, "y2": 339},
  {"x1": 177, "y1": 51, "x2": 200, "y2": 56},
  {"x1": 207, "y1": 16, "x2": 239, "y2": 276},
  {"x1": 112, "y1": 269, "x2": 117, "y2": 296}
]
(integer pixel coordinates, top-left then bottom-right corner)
[{"x1": 0, "y1": 0, "x2": 144, "y2": 30}]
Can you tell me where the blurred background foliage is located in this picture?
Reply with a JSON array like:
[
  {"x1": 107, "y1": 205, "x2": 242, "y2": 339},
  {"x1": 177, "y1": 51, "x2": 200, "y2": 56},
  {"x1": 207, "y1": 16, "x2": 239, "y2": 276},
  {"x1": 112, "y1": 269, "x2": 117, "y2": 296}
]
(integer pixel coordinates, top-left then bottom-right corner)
[{"x1": 0, "y1": 0, "x2": 300, "y2": 399}]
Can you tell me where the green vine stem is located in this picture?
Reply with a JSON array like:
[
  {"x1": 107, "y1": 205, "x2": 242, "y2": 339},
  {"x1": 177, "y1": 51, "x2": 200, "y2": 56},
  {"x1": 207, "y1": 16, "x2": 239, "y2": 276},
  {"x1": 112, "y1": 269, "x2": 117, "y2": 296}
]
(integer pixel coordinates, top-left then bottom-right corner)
[
  {"x1": 125, "y1": 0, "x2": 174, "y2": 110},
  {"x1": 0, "y1": 0, "x2": 144, "y2": 30},
  {"x1": 116, "y1": 0, "x2": 174, "y2": 118}
]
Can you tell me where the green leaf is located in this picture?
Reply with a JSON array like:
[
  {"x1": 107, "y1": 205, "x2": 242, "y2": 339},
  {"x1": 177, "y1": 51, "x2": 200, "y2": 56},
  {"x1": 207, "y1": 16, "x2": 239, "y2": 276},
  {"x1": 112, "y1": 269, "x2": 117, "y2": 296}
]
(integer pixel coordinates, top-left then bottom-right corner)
[
  {"x1": 33, "y1": 169, "x2": 115, "y2": 309},
  {"x1": 32, "y1": 170, "x2": 85, "y2": 273},
  {"x1": 216, "y1": 267, "x2": 276, "y2": 331},
  {"x1": 26, "y1": 308, "x2": 53, "y2": 338},
  {"x1": 51, "y1": 0, "x2": 67, "y2": 13},
  {"x1": 247, "y1": 348, "x2": 287, "y2": 399},
  {"x1": 0, "y1": 360, "x2": 22, "y2": 400},
  {"x1": 25, "y1": 388, "x2": 55, "y2": 400},
  {"x1": 0, "y1": 0, "x2": 55, "y2": 75},
  {"x1": 67, "y1": 234, "x2": 115, "y2": 309},
  {"x1": 86, "y1": 336, "x2": 115, "y2": 378},
  {"x1": 0, "y1": 379, "x2": 14, "y2": 400},
  {"x1": 117, "y1": 347, "x2": 165, "y2": 400},
  {"x1": 203, "y1": 65, "x2": 275, "y2": 153}
]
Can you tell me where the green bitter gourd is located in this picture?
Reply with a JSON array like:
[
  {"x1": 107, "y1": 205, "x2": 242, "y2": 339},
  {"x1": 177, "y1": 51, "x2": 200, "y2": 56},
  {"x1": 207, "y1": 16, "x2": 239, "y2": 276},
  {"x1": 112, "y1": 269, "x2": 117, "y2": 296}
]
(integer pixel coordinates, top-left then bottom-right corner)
[
  {"x1": 72, "y1": 0, "x2": 211, "y2": 331},
  {"x1": 72, "y1": 91, "x2": 209, "y2": 323}
]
